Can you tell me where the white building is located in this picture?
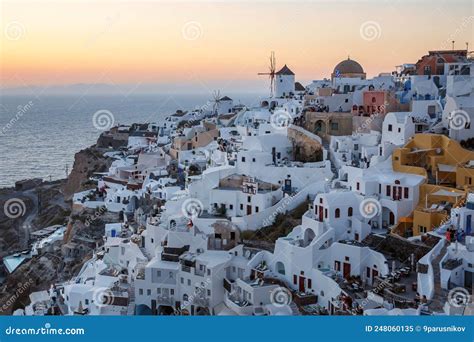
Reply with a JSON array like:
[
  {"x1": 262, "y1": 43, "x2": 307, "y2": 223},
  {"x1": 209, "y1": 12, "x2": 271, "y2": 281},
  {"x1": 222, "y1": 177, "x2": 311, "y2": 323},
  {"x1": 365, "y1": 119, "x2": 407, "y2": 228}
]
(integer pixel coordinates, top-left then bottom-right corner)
[{"x1": 275, "y1": 65, "x2": 295, "y2": 98}]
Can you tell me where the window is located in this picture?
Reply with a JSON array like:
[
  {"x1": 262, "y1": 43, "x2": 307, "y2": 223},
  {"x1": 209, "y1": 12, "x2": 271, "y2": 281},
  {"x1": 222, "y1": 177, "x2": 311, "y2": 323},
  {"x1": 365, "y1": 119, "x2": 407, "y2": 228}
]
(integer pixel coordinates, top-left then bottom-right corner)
[
  {"x1": 335, "y1": 208, "x2": 340, "y2": 218},
  {"x1": 293, "y1": 275, "x2": 297, "y2": 285},
  {"x1": 388, "y1": 124, "x2": 392, "y2": 132},
  {"x1": 386, "y1": 185, "x2": 391, "y2": 196},
  {"x1": 371, "y1": 97, "x2": 376, "y2": 103},
  {"x1": 366, "y1": 267, "x2": 371, "y2": 278},
  {"x1": 139, "y1": 289, "x2": 143, "y2": 295},
  {"x1": 207, "y1": 269, "x2": 211, "y2": 276},
  {"x1": 147, "y1": 289, "x2": 151, "y2": 296},
  {"x1": 356, "y1": 182, "x2": 360, "y2": 191},
  {"x1": 345, "y1": 256, "x2": 350, "y2": 261},
  {"x1": 255, "y1": 206, "x2": 259, "y2": 213},
  {"x1": 169, "y1": 272, "x2": 173, "y2": 279},
  {"x1": 424, "y1": 65, "x2": 431, "y2": 75},
  {"x1": 398, "y1": 127, "x2": 401, "y2": 133},
  {"x1": 308, "y1": 279, "x2": 312, "y2": 289},
  {"x1": 207, "y1": 289, "x2": 211, "y2": 296},
  {"x1": 247, "y1": 196, "x2": 251, "y2": 203},
  {"x1": 325, "y1": 208, "x2": 328, "y2": 218},
  {"x1": 187, "y1": 279, "x2": 191, "y2": 286},
  {"x1": 85, "y1": 299, "x2": 89, "y2": 305},
  {"x1": 229, "y1": 204, "x2": 233, "y2": 210},
  {"x1": 252, "y1": 158, "x2": 256, "y2": 162},
  {"x1": 181, "y1": 277, "x2": 184, "y2": 284},
  {"x1": 241, "y1": 157, "x2": 246, "y2": 162},
  {"x1": 230, "y1": 232, "x2": 236, "y2": 240},
  {"x1": 170, "y1": 289, "x2": 174, "y2": 295},
  {"x1": 157, "y1": 288, "x2": 161, "y2": 294},
  {"x1": 404, "y1": 187, "x2": 409, "y2": 198},
  {"x1": 157, "y1": 270, "x2": 161, "y2": 277},
  {"x1": 240, "y1": 204, "x2": 243, "y2": 210},
  {"x1": 348, "y1": 207, "x2": 353, "y2": 217},
  {"x1": 331, "y1": 122, "x2": 339, "y2": 131},
  {"x1": 428, "y1": 105, "x2": 436, "y2": 116}
]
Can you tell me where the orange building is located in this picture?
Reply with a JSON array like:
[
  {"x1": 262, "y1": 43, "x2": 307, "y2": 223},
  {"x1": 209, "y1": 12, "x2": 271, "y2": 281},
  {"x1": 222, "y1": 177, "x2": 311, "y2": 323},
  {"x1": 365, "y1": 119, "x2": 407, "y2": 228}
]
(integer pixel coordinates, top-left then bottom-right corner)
[
  {"x1": 392, "y1": 134, "x2": 474, "y2": 237},
  {"x1": 414, "y1": 50, "x2": 468, "y2": 76}
]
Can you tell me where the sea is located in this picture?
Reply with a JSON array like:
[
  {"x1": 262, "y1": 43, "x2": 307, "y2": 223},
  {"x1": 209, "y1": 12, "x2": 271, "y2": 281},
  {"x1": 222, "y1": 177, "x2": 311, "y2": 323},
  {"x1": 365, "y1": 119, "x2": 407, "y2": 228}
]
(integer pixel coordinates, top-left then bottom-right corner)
[{"x1": 0, "y1": 93, "x2": 263, "y2": 188}]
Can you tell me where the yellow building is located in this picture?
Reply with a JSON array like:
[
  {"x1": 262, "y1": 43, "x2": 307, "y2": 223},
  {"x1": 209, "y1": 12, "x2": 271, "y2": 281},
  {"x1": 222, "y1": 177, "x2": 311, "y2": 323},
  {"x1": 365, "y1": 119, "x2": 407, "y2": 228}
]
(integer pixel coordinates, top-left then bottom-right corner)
[{"x1": 392, "y1": 134, "x2": 474, "y2": 237}]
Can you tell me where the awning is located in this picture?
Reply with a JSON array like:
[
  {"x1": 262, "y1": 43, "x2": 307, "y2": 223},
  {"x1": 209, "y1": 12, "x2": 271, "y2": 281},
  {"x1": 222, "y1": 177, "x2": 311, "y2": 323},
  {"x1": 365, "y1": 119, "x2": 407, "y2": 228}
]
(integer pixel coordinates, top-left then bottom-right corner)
[
  {"x1": 431, "y1": 189, "x2": 463, "y2": 197},
  {"x1": 438, "y1": 164, "x2": 456, "y2": 172}
]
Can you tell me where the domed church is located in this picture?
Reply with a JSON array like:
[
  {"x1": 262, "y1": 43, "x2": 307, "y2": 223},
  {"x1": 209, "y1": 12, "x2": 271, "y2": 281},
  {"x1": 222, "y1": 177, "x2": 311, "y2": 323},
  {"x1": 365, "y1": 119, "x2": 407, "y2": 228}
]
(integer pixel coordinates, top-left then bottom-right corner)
[{"x1": 331, "y1": 57, "x2": 366, "y2": 80}]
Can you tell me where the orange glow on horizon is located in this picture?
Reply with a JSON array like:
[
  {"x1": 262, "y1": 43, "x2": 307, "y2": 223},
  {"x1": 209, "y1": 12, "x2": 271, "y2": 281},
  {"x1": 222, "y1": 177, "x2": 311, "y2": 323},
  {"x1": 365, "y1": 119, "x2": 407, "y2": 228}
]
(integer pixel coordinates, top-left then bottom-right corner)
[{"x1": 1, "y1": 0, "x2": 473, "y2": 90}]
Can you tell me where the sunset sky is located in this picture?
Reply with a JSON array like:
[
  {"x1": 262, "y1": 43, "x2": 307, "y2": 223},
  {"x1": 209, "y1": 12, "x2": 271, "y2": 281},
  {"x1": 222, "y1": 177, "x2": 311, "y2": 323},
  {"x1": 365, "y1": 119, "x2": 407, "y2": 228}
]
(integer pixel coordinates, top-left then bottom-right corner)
[{"x1": 1, "y1": 0, "x2": 473, "y2": 93}]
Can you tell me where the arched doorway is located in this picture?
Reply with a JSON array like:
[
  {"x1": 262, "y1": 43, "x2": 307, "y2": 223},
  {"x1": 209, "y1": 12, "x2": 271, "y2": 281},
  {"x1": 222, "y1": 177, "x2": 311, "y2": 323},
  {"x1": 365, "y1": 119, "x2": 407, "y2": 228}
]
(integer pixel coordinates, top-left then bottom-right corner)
[
  {"x1": 303, "y1": 228, "x2": 316, "y2": 246},
  {"x1": 382, "y1": 207, "x2": 395, "y2": 228}
]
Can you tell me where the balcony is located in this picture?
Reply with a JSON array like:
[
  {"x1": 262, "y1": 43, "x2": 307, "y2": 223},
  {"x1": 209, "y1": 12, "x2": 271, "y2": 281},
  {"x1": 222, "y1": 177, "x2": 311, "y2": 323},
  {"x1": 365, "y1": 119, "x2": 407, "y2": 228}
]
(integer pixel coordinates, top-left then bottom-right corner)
[
  {"x1": 156, "y1": 295, "x2": 174, "y2": 306},
  {"x1": 195, "y1": 268, "x2": 205, "y2": 277},
  {"x1": 442, "y1": 258, "x2": 463, "y2": 270},
  {"x1": 161, "y1": 253, "x2": 180, "y2": 262}
]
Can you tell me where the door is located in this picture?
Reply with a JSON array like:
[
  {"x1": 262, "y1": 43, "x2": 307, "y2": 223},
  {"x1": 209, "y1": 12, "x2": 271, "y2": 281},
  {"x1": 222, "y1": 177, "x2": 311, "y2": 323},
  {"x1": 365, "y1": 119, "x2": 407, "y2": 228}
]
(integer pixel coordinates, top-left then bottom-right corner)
[
  {"x1": 299, "y1": 276, "x2": 305, "y2": 292},
  {"x1": 247, "y1": 205, "x2": 252, "y2": 215},
  {"x1": 334, "y1": 261, "x2": 341, "y2": 272},
  {"x1": 343, "y1": 263, "x2": 351, "y2": 279},
  {"x1": 372, "y1": 269, "x2": 378, "y2": 285},
  {"x1": 465, "y1": 271, "x2": 473, "y2": 289},
  {"x1": 389, "y1": 212, "x2": 395, "y2": 226},
  {"x1": 318, "y1": 206, "x2": 324, "y2": 222}
]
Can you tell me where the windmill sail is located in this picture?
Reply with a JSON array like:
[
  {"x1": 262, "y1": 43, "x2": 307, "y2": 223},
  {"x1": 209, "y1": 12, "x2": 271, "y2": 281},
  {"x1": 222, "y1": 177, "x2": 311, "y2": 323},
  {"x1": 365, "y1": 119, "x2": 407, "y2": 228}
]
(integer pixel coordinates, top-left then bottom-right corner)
[{"x1": 258, "y1": 51, "x2": 276, "y2": 97}]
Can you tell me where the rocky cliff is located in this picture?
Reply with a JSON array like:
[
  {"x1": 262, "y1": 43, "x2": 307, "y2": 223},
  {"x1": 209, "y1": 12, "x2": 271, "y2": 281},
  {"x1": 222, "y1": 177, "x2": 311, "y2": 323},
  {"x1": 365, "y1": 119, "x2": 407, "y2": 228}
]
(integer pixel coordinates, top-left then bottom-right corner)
[{"x1": 62, "y1": 146, "x2": 113, "y2": 201}]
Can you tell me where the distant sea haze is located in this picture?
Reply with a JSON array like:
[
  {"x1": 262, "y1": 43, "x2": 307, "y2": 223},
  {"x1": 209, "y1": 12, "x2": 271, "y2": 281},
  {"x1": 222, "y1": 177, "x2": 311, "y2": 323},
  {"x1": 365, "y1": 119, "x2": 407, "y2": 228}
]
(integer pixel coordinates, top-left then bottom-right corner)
[{"x1": 0, "y1": 93, "x2": 263, "y2": 188}]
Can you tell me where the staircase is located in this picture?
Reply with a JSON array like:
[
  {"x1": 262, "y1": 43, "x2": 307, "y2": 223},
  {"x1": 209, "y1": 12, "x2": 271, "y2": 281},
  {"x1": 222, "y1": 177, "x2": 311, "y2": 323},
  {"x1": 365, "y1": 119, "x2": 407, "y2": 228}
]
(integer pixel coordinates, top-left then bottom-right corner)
[
  {"x1": 127, "y1": 284, "x2": 136, "y2": 316},
  {"x1": 429, "y1": 242, "x2": 448, "y2": 311},
  {"x1": 289, "y1": 301, "x2": 301, "y2": 316},
  {"x1": 139, "y1": 246, "x2": 152, "y2": 261}
]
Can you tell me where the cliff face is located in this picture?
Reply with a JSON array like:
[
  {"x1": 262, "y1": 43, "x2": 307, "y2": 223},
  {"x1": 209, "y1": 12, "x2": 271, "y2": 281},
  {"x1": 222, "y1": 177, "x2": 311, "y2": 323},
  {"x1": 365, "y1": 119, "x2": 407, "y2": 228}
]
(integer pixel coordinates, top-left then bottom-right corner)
[{"x1": 62, "y1": 146, "x2": 113, "y2": 200}]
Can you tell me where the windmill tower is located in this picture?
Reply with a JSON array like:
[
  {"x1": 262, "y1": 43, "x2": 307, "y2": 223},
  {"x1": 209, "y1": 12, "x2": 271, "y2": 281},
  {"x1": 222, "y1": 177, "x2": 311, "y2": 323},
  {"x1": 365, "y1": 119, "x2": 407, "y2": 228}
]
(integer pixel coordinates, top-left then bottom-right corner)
[
  {"x1": 210, "y1": 90, "x2": 221, "y2": 115},
  {"x1": 258, "y1": 51, "x2": 277, "y2": 97}
]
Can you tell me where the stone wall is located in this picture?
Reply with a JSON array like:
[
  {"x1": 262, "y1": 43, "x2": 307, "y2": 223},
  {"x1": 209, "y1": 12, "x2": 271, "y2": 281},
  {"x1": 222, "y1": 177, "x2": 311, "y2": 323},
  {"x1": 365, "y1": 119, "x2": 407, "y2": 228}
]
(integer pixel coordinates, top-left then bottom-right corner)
[{"x1": 287, "y1": 125, "x2": 323, "y2": 162}]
